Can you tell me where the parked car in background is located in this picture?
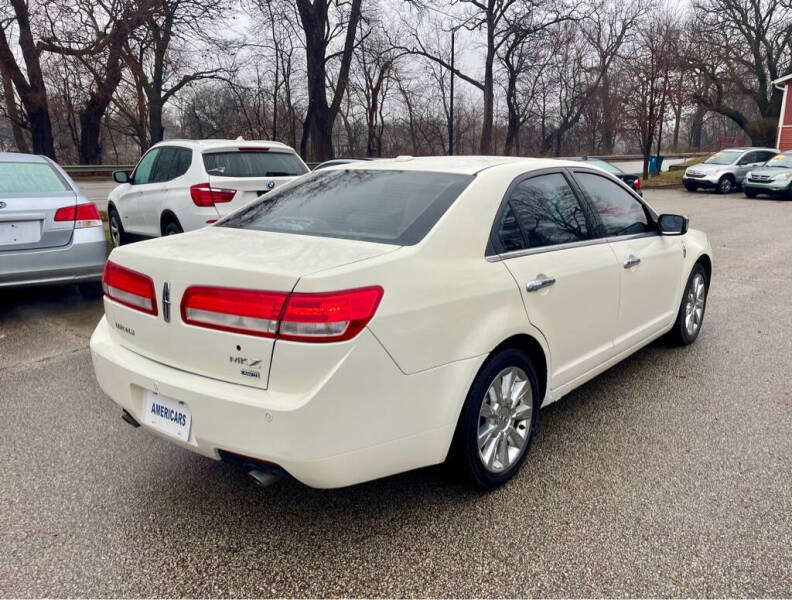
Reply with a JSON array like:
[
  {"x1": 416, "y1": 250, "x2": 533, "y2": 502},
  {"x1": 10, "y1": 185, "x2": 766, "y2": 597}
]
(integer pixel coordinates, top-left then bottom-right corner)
[
  {"x1": 0, "y1": 152, "x2": 106, "y2": 296},
  {"x1": 107, "y1": 139, "x2": 309, "y2": 247},
  {"x1": 682, "y1": 147, "x2": 778, "y2": 194},
  {"x1": 572, "y1": 157, "x2": 642, "y2": 195},
  {"x1": 91, "y1": 156, "x2": 712, "y2": 491},
  {"x1": 742, "y1": 151, "x2": 792, "y2": 199},
  {"x1": 313, "y1": 158, "x2": 373, "y2": 170}
]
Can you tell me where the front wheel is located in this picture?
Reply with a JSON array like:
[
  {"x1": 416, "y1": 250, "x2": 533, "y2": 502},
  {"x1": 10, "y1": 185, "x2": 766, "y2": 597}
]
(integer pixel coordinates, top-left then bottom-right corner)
[
  {"x1": 451, "y1": 349, "x2": 539, "y2": 490},
  {"x1": 669, "y1": 263, "x2": 709, "y2": 346},
  {"x1": 108, "y1": 208, "x2": 128, "y2": 247}
]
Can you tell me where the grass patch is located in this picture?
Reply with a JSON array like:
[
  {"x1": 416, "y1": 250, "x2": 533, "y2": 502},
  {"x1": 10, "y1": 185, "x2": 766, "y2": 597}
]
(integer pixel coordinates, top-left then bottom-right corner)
[{"x1": 99, "y1": 210, "x2": 111, "y2": 244}]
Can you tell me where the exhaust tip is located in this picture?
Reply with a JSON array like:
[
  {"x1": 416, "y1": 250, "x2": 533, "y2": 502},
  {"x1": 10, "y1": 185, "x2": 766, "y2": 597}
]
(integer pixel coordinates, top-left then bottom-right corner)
[
  {"x1": 121, "y1": 409, "x2": 140, "y2": 428},
  {"x1": 248, "y1": 469, "x2": 280, "y2": 488}
]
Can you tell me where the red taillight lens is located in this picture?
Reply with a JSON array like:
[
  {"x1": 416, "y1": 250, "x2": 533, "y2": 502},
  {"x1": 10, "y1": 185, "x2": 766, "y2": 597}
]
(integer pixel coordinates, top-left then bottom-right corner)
[
  {"x1": 634, "y1": 177, "x2": 641, "y2": 190},
  {"x1": 54, "y1": 202, "x2": 102, "y2": 228},
  {"x1": 179, "y1": 285, "x2": 383, "y2": 342},
  {"x1": 102, "y1": 261, "x2": 158, "y2": 315},
  {"x1": 180, "y1": 286, "x2": 288, "y2": 337},
  {"x1": 279, "y1": 287, "x2": 384, "y2": 342},
  {"x1": 190, "y1": 183, "x2": 236, "y2": 207}
]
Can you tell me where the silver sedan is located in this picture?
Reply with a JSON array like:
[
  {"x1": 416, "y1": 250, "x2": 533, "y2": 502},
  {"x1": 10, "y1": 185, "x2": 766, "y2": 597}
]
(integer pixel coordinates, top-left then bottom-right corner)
[{"x1": 0, "y1": 153, "x2": 107, "y2": 296}]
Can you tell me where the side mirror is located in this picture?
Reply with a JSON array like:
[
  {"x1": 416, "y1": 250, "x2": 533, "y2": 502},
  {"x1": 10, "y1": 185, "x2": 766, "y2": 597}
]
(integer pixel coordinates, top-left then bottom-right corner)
[
  {"x1": 658, "y1": 213, "x2": 688, "y2": 236},
  {"x1": 113, "y1": 170, "x2": 131, "y2": 184}
]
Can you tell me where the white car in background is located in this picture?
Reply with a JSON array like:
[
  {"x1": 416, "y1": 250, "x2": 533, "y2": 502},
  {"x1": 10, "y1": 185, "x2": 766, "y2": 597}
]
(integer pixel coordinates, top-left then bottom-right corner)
[
  {"x1": 106, "y1": 139, "x2": 309, "y2": 247},
  {"x1": 91, "y1": 156, "x2": 712, "y2": 490}
]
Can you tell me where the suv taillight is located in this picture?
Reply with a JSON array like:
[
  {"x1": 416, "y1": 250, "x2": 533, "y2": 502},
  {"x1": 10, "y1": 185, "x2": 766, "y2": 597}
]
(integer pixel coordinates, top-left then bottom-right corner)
[
  {"x1": 180, "y1": 286, "x2": 383, "y2": 342},
  {"x1": 634, "y1": 177, "x2": 642, "y2": 190},
  {"x1": 190, "y1": 183, "x2": 236, "y2": 207},
  {"x1": 54, "y1": 202, "x2": 102, "y2": 228},
  {"x1": 102, "y1": 261, "x2": 158, "y2": 316}
]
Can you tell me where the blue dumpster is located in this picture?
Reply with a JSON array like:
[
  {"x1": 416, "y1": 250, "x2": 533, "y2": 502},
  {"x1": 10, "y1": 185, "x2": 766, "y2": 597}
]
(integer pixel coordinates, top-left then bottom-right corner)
[{"x1": 648, "y1": 155, "x2": 664, "y2": 173}]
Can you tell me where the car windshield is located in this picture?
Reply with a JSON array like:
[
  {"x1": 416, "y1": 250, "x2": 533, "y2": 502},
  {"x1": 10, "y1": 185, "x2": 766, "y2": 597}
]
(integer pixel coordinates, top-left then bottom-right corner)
[
  {"x1": 704, "y1": 150, "x2": 742, "y2": 165},
  {"x1": 218, "y1": 169, "x2": 474, "y2": 245},
  {"x1": 203, "y1": 151, "x2": 309, "y2": 177},
  {"x1": 589, "y1": 160, "x2": 623, "y2": 174},
  {"x1": 762, "y1": 153, "x2": 792, "y2": 168},
  {"x1": 0, "y1": 162, "x2": 70, "y2": 194}
]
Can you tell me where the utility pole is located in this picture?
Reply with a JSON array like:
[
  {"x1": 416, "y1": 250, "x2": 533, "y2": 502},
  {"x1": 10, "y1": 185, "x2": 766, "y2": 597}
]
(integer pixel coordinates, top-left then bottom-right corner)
[{"x1": 448, "y1": 28, "x2": 455, "y2": 156}]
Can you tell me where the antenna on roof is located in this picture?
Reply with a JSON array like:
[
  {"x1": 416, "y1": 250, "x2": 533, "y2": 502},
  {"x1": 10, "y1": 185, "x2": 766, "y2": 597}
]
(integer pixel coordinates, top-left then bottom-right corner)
[{"x1": 235, "y1": 136, "x2": 245, "y2": 141}]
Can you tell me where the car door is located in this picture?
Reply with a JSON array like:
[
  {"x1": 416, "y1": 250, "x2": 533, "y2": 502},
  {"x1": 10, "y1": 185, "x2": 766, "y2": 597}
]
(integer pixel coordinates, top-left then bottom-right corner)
[
  {"x1": 119, "y1": 147, "x2": 160, "y2": 235},
  {"x1": 572, "y1": 170, "x2": 684, "y2": 353},
  {"x1": 491, "y1": 170, "x2": 620, "y2": 389},
  {"x1": 735, "y1": 151, "x2": 757, "y2": 183},
  {"x1": 135, "y1": 147, "x2": 181, "y2": 237}
]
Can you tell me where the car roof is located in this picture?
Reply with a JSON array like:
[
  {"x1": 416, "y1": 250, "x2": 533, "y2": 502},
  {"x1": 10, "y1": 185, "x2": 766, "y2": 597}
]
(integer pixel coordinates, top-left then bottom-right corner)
[
  {"x1": 152, "y1": 139, "x2": 296, "y2": 153},
  {"x1": 719, "y1": 147, "x2": 778, "y2": 152},
  {"x1": 0, "y1": 152, "x2": 50, "y2": 163},
  {"x1": 336, "y1": 155, "x2": 586, "y2": 175}
]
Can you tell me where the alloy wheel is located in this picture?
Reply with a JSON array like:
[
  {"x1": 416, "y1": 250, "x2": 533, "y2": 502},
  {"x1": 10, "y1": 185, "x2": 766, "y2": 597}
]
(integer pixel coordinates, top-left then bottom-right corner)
[
  {"x1": 109, "y1": 215, "x2": 121, "y2": 247},
  {"x1": 477, "y1": 367, "x2": 533, "y2": 473},
  {"x1": 685, "y1": 273, "x2": 706, "y2": 337},
  {"x1": 719, "y1": 178, "x2": 733, "y2": 193}
]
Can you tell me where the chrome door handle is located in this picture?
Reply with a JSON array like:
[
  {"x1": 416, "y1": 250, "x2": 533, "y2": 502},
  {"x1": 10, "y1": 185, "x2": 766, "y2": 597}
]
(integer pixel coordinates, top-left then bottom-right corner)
[
  {"x1": 526, "y1": 276, "x2": 556, "y2": 292},
  {"x1": 623, "y1": 255, "x2": 641, "y2": 268}
]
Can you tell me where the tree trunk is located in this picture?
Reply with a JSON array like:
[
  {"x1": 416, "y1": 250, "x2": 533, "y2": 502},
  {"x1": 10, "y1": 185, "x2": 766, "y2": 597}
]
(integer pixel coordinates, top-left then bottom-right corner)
[
  {"x1": 1, "y1": 67, "x2": 29, "y2": 153},
  {"x1": 479, "y1": 5, "x2": 495, "y2": 155}
]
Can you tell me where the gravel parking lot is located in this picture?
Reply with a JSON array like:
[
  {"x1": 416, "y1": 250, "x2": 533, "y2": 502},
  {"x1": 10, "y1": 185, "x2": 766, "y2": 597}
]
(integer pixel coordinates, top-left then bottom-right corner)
[{"x1": 1, "y1": 188, "x2": 791, "y2": 597}]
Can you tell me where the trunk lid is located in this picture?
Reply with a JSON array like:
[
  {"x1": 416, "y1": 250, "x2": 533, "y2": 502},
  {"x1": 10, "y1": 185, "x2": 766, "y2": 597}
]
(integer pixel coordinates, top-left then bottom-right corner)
[{"x1": 103, "y1": 227, "x2": 397, "y2": 389}]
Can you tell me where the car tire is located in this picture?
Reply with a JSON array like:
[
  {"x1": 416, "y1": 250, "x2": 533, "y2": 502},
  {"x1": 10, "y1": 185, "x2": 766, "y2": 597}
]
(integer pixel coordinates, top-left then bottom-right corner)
[
  {"x1": 683, "y1": 182, "x2": 698, "y2": 192},
  {"x1": 668, "y1": 263, "x2": 709, "y2": 346},
  {"x1": 78, "y1": 281, "x2": 103, "y2": 299},
  {"x1": 450, "y1": 349, "x2": 540, "y2": 490},
  {"x1": 716, "y1": 175, "x2": 735, "y2": 194},
  {"x1": 744, "y1": 189, "x2": 758, "y2": 198},
  {"x1": 108, "y1": 208, "x2": 129, "y2": 247},
  {"x1": 163, "y1": 220, "x2": 183, "y2": 236}
]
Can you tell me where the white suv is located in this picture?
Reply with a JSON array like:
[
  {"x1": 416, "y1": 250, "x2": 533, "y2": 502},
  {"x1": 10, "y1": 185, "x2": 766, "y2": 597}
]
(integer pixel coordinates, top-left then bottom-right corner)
[{"x1": 107, "y1": 139, "x2": 309, "y2": 246}]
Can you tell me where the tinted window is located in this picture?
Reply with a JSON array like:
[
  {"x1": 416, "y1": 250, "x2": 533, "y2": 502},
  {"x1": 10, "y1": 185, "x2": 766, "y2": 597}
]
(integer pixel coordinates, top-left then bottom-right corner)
[
  {"x1": 133, "y1": 149, "x2": 159, "y2": 185},
  {"x1": 150, "y1": 147, "x2": 192, "y2": 183},
  {"x1": 575, "y1": 172, "x2": 650, "y2": 237},
  {"x1": 737, "y1": 152, "x2": 756, "y2": 166},
  {"x1": 203, "y1": 151, "x2": 308, "y2": 177},
  {"x1": 219, "y1": 170, "x2": 473, "y2": 245},
  {"x1": 0, "y1": 162, "x2": 69, "y2": 194},
  {"x1": 497, "y1": 173, "x2": 589, "y2": 251},
  {"x1": 757, "y1": 151, "x2": 777, "y2": 163}
]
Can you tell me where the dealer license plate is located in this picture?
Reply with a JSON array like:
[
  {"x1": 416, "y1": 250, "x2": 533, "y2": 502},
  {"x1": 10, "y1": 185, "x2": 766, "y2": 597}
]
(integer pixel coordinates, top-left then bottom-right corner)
[{"x1": 143, "y1": 391, "x2": 192, "y2": 441}]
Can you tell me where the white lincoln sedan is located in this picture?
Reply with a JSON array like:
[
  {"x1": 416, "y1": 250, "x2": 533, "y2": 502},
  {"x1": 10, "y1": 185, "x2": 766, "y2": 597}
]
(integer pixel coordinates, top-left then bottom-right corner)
[{"x1": 90, "y1": 157, "x2": 712, "y2": 490}]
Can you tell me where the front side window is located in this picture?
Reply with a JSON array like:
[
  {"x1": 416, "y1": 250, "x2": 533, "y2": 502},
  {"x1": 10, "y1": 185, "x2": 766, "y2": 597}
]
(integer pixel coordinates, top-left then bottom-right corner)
[
  {"x1": 0, "y1": 162, "x2": 70, "y2": 194},
  {"x1": 133, "y1": 149, "x2": 160, "y2": 185},
  {"x1": 575, "y1": 172, "x2": 650, "y2": 237},
  {"x1": 497, "y1": 173, "x2": 589, "y2": 251},
  {"x1": 737, "y1": 152, "x2": 756, "y2": 166},
  {"x1": 203, "y1": 151, "x2": 309, "y2": 178},
  {"x1": 219, "y1": 169, "x2": 473, "y2": 245}
]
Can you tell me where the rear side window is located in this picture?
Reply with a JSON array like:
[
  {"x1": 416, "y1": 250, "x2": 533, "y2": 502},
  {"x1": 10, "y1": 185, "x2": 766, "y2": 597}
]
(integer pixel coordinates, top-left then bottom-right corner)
[
  {"x1": 203, "y1": 151, "x2": 308, "y2": 177},
  {"x1": 151, "y1": 147, "x2": 192, "y2": 183},
  {"x1": 219, "y1": 170, "x2": 473, "y2": 245},
  {"x1": 0, "y1": 162, "x2": 69, "y2": 194},
  {"x1": 574, "y1": 172, "x2": 650, "y2": 237},
  {"x1": 496, "y1": 173, "x2": 589, "y2": 251}
]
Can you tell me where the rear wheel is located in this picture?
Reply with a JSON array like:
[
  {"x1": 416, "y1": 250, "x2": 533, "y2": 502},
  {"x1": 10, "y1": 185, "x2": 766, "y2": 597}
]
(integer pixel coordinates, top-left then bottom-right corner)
[
  {"x1": 716, "y1": 175, "x2": 735, "y2": 194},
  {"x1": 669, "y1": 263, "x2": 708, "y2": 346},
  {"x1": 163, "y1": 220, "x2": 183, "y2": 236},
  {"x1": 451, "y1": 349, "x2": 539, "y2": 490}
]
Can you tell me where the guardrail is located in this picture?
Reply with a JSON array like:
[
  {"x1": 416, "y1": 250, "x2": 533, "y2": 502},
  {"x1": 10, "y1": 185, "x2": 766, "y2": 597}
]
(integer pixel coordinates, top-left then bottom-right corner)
[{"x1": 63, "y1": 154, "x2": 709, "y2": 179}]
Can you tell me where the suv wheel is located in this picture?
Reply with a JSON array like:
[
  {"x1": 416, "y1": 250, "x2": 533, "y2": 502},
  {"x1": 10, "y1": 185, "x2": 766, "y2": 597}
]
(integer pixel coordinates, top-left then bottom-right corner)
[
  {"x1": 716, "y1": 175, "x2": 735, "y2": 194},
  {"x1": 108, "y1": 208, "x2": 128, "y2": 247},
  {"x1": 451, "y1": 349, "x2": 540, "y2": 490},
  {"x1": 163, "y1": 220, "x2": 183, "y2": 236}
]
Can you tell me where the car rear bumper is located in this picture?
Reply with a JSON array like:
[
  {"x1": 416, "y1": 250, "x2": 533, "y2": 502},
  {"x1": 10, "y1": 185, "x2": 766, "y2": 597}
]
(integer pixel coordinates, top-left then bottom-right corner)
[
  {"x1": 0, "y1": 226, "x2": 107, "y2": 288},
  {"x1": 90, "y1": 316, "x2": 480, "y2": 488}
]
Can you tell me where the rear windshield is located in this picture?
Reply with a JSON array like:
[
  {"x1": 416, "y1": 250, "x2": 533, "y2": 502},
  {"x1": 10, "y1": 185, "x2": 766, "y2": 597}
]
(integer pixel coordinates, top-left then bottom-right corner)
[
  {"x1": 218, "y1": 169, "x2": 474, "y2": 245},
  {"x1": 0, "y1": 162, "x2": 70, "y2": 194},
  {"x1": 203, "y1": 151, "x2": 308, "y2": 177}
]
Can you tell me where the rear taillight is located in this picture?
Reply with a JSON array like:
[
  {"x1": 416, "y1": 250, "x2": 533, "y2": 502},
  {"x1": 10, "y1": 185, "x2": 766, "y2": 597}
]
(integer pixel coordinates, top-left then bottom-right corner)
[
  {"x1": 180, "y1": 286, "x2": 287, "y2": 337},
  {"x1": 180, "y1": 285, "x2": 383, "y2": 342},
  {"x1": 279, "y1": 287, "x2": 383, "y2": 342},
  {"x1": 634, "y1": 177, "x2": 642, "y2": 190},
  {"x1": 102, "y1": 261, "x2": 158, "y2": 316},
  {"x1": 190, "y1": 183, "x2": 236, "y2": 207},
  {"x1": 54, "y1": 202, "x2": 102, "y2": 228}
]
